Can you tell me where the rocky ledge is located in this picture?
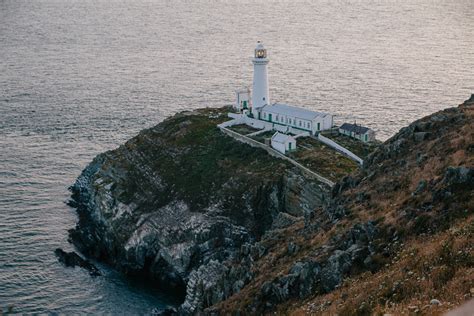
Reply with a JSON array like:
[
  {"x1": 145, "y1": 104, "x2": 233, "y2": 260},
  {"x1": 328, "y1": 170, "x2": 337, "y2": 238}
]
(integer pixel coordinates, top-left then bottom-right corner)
[{"x1": 68, "y1": 107, "x2": 332, "y2": 312}]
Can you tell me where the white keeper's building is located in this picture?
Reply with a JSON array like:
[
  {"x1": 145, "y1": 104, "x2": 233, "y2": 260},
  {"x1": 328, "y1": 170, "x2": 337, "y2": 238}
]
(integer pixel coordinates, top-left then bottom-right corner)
[{"x1": 260, "y1": 103, "x2": 333, "y2": 135}]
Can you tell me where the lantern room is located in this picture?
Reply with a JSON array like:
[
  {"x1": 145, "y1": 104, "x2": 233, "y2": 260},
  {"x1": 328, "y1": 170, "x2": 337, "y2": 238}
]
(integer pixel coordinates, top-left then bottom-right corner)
[{"x1": 254, "y1": 41, "x2": 267, "y2": 59}]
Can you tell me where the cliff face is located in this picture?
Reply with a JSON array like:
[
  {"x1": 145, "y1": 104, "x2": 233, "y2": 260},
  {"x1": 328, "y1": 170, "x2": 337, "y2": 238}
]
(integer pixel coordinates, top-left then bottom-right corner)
[
  {"x1": 214, "y1": 97, "x2": 474, "y2": 314},
  {"x1": 68, "y1": 107, "x2": 331, "y2": 311},
  {"x1": 70, "y1": 96, "x2": 473, "y2": 315}
]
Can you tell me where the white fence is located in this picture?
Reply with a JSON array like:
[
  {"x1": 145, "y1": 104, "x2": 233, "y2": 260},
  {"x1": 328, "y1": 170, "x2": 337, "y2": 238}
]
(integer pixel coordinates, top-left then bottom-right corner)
[
  {"x1": 218, "y1": 126, "x2": 335, "y2": 187},
  {"x1": 221, "y1": 114, "x2": 310, "y2": 137},
  {"x1": 317, "y1": 134, "x2": 364, "y2": 165}
]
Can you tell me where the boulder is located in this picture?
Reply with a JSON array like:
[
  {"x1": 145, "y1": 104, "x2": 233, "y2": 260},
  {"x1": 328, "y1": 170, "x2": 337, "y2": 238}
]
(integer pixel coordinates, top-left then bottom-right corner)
[
  {"x1": 443, "y1": 166, "x2": 474, "y2": 186},
  {"x1": 55, "y1": 248, "x2": 101, "y2": 276}
]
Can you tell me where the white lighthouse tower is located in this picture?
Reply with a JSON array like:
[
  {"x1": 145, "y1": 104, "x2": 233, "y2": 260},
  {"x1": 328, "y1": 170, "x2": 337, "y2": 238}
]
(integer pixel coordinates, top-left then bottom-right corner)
[{"x1": 251, "y1": 41, "x2": 270, "y2": 118}]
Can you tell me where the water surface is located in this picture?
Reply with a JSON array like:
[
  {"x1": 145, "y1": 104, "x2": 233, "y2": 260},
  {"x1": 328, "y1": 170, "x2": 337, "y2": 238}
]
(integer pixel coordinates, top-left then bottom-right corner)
[{"x1": 0, "y1": 0, "x2": 473, "y2": 313}]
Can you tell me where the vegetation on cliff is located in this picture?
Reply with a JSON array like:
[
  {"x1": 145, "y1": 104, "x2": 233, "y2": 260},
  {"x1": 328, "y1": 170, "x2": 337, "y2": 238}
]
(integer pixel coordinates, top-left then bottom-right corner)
[
  {"x1": 69, "y1": 97, "x2": 473, "y2": 315},
  {"x1": 213, "y1": 96, "x2": 474, "y2": 315},
  {"x1": 68, "y1": 107, "x2": 334, "y2": 311}
]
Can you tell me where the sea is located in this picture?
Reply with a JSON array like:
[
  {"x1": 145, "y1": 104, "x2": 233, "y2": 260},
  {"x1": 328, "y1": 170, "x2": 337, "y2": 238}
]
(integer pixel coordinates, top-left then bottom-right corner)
[{"x1": 0, "y1": 0, "x2": 473, "y2": 313}]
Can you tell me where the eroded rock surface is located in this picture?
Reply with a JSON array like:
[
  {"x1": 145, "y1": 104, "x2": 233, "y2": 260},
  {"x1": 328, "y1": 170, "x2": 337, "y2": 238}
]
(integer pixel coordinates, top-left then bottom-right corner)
[{"x1": 69, "y1": 107, "x2": 331, "y2": 312}]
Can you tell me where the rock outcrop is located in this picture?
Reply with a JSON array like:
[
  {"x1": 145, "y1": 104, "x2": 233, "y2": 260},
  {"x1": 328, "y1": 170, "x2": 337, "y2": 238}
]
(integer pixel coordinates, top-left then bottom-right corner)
[
  {"x1": 213, "y1": 96, "x2": 474, "y2": 314},
  {"x1": 68, "y1": 107, "x2": 331, "y2": 311},
  {"x1": 69, "y1": 95, "x2": 474, "y2": 315},
  {"x1": 55, "y1": 248, "x2": 101, "y2": 276}
]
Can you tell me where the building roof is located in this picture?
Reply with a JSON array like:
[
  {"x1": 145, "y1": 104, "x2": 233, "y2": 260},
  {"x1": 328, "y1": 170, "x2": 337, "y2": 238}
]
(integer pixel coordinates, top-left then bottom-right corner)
[
  {"x1": 339, "y1": 123, "x2": 371, "y2": 134},
  {"x1": 262, "y1": 103, "x2": 330, "y2": 121},
  {"x1": 271, "y1": 132, "x2": 295, "y2": 144},
  {"x1": 255, "y1": 41, "x2": 265, "y2": 50}
]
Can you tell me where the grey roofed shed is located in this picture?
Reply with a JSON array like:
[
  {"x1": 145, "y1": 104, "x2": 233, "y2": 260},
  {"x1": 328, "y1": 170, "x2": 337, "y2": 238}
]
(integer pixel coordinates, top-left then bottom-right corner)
[{"x1": 339, "y1": 123, "x2": 370, "y2": 134}]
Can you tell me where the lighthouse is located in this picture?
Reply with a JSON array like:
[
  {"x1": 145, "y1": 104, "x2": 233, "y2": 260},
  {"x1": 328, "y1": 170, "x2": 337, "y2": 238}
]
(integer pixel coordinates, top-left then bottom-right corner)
[{"x1": 251, "y1": 41, "x2": 270, "y2": 118}]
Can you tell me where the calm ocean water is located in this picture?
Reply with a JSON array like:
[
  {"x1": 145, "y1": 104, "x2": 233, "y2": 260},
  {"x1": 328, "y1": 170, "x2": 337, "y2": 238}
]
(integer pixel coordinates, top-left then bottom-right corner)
[{"x1": 0, "y1": 0, "x2": 473, "y2": 313}]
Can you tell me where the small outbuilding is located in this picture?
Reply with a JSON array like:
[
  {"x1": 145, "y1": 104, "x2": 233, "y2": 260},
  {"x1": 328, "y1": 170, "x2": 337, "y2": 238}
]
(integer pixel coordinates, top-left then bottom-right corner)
[
  {"x1": 271, "y1": 132, "x2": 296, "y2": 154},
  {"x1": 339, "y1": 123, "x2": 375, "y2": 143}
]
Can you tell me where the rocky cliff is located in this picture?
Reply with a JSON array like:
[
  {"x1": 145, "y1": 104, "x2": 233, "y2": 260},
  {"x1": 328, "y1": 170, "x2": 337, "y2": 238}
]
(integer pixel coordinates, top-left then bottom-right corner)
[
  {"x1": 68, "y1": 107, "x2": 331, "y2": 312},
  {"x1": 213, "y1": 96, "x2": 474, "y2": 315},
  {"x1": 70, "y1": 96, "x2": 473, "y2": 315}
]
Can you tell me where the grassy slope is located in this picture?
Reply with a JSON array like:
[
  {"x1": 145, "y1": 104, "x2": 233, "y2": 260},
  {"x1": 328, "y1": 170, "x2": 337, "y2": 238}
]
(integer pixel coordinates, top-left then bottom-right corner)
[
  {"x1": 93, "y1": 107, "x2": 299, "y2": 242},
  {"x1": 290, "y1": 216, "x2": 473, "y2": 315},
  {"x1": 213, "y1": 98, "x2": 474, "y2": 314}
]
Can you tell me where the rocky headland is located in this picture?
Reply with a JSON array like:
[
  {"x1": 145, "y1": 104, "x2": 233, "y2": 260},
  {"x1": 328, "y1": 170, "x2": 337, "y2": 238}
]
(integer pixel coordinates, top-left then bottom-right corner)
[{"x1": 68, "y1": 97, "x2": 473, "y2": 315}]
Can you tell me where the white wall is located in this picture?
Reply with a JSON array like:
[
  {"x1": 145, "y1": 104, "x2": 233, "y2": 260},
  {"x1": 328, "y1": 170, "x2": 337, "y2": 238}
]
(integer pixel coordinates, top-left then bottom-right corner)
[
  {"x1": 271, "y1": 141, "x2": 286, "y2": 154},
  {"x1": 242, "y1": 116, "x2": 272, "y2": 130},
  {"x1": 260, "y1": 113, "x2": 333, "y2": 135},
  {"x1": 218, "y1": 126, "x2": 335, "y2": 187},
  {"x1": 252, "y1": 60, "x2": 270, "y2": 113},
  {"x1": 318, "y1": 134, "x2": 364, "y2": 165},
  {"x1": 235, "y1": 90, "x2": 250, "y2": 112}
]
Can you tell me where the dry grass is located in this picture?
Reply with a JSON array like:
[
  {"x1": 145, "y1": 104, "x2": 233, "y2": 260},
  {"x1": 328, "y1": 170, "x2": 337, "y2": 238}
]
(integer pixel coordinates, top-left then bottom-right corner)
[
  {"x1": 290, "y1": 216, "x2": 474, "y2": 315},
  {"x1": 210, "y1": 101, "x2": 474, "y2": 314}
]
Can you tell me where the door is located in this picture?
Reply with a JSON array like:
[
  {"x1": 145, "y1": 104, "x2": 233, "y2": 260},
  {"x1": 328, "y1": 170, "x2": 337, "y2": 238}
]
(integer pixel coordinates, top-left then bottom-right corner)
[
  {"x1": 317, "y1": 122, "x2": 320, "y2": 131},
  {"x1": 269, "y1": 113, "x2": 272, "y2": 122},
  {"x1": 288, "y1": 142, "x2": 292, "y2": 151},
  {"x1": 242, "y1": 100, "x2": 248, "y2": 109}
]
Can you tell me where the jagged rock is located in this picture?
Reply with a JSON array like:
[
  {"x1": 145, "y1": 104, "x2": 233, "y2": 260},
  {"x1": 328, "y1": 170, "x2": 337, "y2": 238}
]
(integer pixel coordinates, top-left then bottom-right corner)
[
  {"x1": 68, "y1": 97, "x2": 474, "y2": 314},
  {"x1": 180, "y1": 260, "x2": 230, "y2": 314},
  {"x1": 151, "y1": 307, "x2": 178, "y2": 316},
  {"x1": 412, "y1": 180, "x2": 427, "y2": 196},
  {"x1": 255, "y1": 221, "x2": 377, "y2": 310},
  {"x1": 466, "y1": 93, "x2": 474, "y2": 103},
  {"x1": 260, "y1": 260, "x2": 322, "y2": 304},
  {"x1": 271, "y1": 212, "x2": 300, "y2": 230},
  {"x1": 55, "y1": 248, "x2": 101, "y2": 276},
  {"x1": 414, "y1": 132, "x2": 430, "y2": 142},
  {"x1": 68, "y1": 108, "x2": 332, "y2": 313},
  {"x1": 416, "y1": 153, "x2": 428, "y2": 166},
  {"x1": 443, "y1": 166, "x2": 474, "y2": 186},
  {"x1": 250, "y1": 243, "x2": 266, "y2": 261},
  {"x1": 356, "y1": 192, "x2": 370, "y2": 202},
  {"x1": 287, "y1": 242, "x2": 299, "y2": 255}
]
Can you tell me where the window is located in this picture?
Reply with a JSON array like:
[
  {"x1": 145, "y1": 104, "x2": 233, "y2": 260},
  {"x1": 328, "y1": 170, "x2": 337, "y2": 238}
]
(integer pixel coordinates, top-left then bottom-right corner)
[
  {"x1": 255, "y1": 49, "x2": 267, "y2": 58},
  {"x1": 307, "y1": 122, "x2": 310, "y2": 128},
  {"x1": 299, "y1": 121, "x2": 302, "y2": 127},
  {"x1": 264, "y1": 113, "x2": 266, "y2": 119}
]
